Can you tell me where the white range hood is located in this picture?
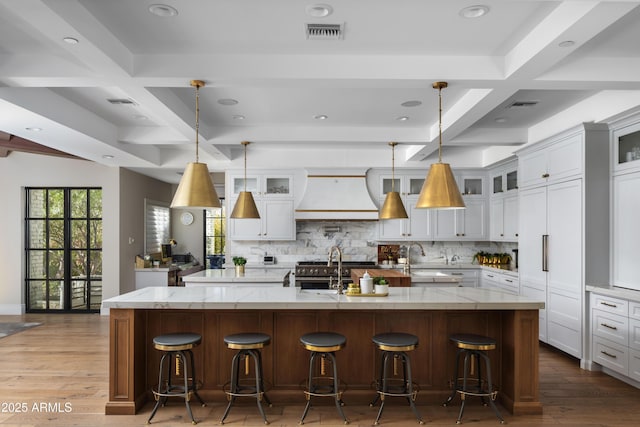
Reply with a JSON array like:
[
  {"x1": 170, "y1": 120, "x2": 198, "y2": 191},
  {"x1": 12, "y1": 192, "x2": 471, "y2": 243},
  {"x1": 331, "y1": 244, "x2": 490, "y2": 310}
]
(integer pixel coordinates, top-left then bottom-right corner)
[{"x1": 295, "y1": 168, "x2": 379, "y2": 221}]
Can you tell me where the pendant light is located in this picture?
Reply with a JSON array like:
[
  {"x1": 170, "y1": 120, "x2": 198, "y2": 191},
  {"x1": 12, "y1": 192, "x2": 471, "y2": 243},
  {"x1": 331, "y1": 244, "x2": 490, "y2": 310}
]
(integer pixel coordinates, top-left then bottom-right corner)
[
  {"x1": 416, "y1": 82, "x2": 465, "y2": 209},
  {"x1": 230, "y1": 141, "x2": 260, "y2": 218},
  {"x1": 170, "y1": 80, "x2": 220, "y2": 208},
  {"x1": 379, "y1": 142, "x2": 408, "y2": 219}
]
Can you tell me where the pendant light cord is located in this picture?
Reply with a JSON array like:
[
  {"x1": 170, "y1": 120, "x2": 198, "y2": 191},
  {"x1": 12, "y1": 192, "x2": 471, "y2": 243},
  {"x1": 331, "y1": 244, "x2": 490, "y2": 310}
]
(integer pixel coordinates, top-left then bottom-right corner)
[
  {"x1": 390, "y1": 142, "x2": 397, "y2": 192},
  {"x1": 437, "y1": 84, "x2": 443, "y2": 163},
  {"x1": 194, "y1": 83, "x2": 201, "y2": 163},
  {"x1": 241, "y1": 141, "x2": 250, "y2": 192}
]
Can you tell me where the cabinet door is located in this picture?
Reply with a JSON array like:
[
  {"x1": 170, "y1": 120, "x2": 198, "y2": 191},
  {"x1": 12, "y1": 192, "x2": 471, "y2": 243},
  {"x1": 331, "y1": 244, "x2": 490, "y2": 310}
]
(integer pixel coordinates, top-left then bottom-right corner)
[
  {"x1": 432, "y1": 209, "x2": 456, "y2": 239},
  {"x1": 546, "y1": 179, "x2": 582, "y2": 358},
  {"x1": 490, "y1": 198, "x2": 504, "y2": 241},
  {"x1": 547, "y1": 134, "x2": 583, "y2": 183},
  {"x1": 613, "y1": 172, "x2": 640, "y2": 290},
  {"x1": 227, "y1": 206, "x2": 262, "y2": 240},
  {"x1": 263, "y1": 200, "x2": 295, "y2": 240},
  {"x1": 519, "y1": 150, "x2": 548, "y2": 188},
  {"x1": 503, "y1": 194, "x2": 519, "y2": 241},
  {"x1": 378, "y1": 197, "x2": 406, "y2": 239},
  {"x1": 406, "y1": 200, "x2": 432, "y2": 240},
  {"x1": 457, "y1": 199, "x2": 486, "y2": 239},
  {"x1": 518, "y1": 187, "x2": 547, "y2": 292}
]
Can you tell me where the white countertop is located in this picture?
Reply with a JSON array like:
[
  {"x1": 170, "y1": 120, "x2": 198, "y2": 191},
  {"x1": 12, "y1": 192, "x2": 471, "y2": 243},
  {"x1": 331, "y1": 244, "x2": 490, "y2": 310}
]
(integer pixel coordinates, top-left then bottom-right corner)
[
  {"x1": 587, "y1": 285, "x2": 640, "y2": 303},
  {"x1": 182, "y1": 268, "x2": 291, "y2": 284},
  {"x1": 102, "y1": 286, "x2": 544, "y2": 311}
]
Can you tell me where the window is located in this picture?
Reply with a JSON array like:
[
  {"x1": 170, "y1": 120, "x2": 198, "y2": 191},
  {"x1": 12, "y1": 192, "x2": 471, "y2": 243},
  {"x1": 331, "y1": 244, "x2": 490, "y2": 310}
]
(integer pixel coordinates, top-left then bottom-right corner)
[
  {"x1": 25, "y1": 188, "x2": 102, "y2": 312},
  {"x1": 144, "y1": 199, "x2": 170, "y2": 255},
  {"x1": 205, "y1": 199, "x2": 226, "y2": 262}
]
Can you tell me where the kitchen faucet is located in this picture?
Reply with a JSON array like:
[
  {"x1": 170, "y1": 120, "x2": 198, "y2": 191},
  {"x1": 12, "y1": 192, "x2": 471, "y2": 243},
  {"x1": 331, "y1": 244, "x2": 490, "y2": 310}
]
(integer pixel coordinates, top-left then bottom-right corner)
[
  {"x1": 327, "y1": 246, "x2": 344, "y2": 294},
  {"x1": 404, "y1": 242, "x2": 425, "y2": 274}
]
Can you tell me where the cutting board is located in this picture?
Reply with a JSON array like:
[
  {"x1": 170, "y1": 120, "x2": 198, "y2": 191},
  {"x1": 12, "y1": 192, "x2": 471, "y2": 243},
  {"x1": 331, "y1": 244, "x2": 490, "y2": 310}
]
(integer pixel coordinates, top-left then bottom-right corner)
[{"x1": 350, "y1": 268, "x2": 411, "y2": 287}]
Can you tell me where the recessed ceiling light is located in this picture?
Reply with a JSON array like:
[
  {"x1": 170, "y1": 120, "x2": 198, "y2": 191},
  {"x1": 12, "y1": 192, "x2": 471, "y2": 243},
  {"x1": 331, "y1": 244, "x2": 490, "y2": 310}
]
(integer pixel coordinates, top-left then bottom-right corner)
[
  {"x1": 459, "y1": 5, "x2": 490, "y2": 18},
  {"x1": 314, "y1": 114, "x2": 328, "y2": 120},
  {"x1": 217, "y1": 98, "x2": 238, "y2": 106},
  {"x1": 25, "y1": 127, "x2": 42, "y2": 132},
  {"x1": 63, "y1": 37, "x2": 79, "y2": 44},
  {"x1": 558, "y1": 40, "x2": 576, "y2": 48},
  {"x1": 396, "y1": 116, "x2": 410, "y2": 121},
  {"x1": 102, "y1": 154, "x2": 114, "y2": 160},
  {"x1": 494, "y1": 117, "x2": 507, "y2": 123},
  {"x1": 306, "y1": 4, "x2": 333, "y2": 17},
  {"x1": 401, "y1": 100, "x2": 422, "y2": 107},
  {"x1": 232, "y1": 115, "x2": 245, "y2": 120},
  {"x1": 148, "y1": 4, "x2": 178, "y2": 17}
]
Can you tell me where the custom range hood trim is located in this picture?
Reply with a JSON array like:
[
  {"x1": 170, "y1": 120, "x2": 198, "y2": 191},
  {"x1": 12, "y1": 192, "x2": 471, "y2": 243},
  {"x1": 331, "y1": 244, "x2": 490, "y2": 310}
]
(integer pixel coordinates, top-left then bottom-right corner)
[{"x1": 295, "y1": 168, "x2": 379, "y2": 221}]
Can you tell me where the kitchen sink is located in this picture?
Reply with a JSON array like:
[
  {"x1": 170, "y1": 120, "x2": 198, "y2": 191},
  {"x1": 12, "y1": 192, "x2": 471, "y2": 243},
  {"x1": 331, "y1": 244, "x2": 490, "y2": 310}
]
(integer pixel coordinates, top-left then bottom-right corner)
[
  {"x1": 411, "y1": 271, "x2": 449, "y2": 277},
  {"x1": 299, "y1": 288, "x2": 339, "y2": 295}
]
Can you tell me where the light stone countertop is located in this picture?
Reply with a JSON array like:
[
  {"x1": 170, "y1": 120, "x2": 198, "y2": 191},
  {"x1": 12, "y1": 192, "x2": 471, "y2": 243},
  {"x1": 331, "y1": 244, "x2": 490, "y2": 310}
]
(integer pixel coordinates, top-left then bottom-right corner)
[
  {"x1": 182, "y1": 268, "x2": 291, "y2": 285},
  {"x1": 587, "y1": 285, "x2": 640, "y2": 303},
  {"x1": 102, "y1": 285, "x2": 544, "y2": 311}
]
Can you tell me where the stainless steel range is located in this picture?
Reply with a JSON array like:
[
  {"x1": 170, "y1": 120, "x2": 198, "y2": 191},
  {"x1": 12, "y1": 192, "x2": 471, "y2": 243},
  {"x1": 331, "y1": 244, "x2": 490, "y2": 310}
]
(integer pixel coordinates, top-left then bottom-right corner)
[{"x1": 295, "y1": 261, "x2": 376, "y2": 290}]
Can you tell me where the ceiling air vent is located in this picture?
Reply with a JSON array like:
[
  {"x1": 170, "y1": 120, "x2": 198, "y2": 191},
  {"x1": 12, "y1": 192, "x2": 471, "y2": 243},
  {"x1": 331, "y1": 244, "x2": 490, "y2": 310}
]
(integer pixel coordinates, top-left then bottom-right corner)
[
  {"x1": 107, "y1": 98, "x2": 137, "y2": 105},
  {"x1": 305, "y1": 23, "x2": 344, "y2": 40},
  {"x1": 507, "y1": 100, "x2": 539, "y2": 109}
]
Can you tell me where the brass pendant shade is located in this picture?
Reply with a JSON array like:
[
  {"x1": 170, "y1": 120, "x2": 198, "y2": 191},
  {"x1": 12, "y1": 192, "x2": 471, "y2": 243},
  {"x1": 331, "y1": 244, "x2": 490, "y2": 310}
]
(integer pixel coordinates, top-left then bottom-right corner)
[
  {"x1": 379, "y1": 142, "x2": 408, "y2": 219},
  {"x1": 416, "y1": 81, "x2": 465, "y2": 210},
  {"x1": 171, "y1": 80, "x2": 220, "y2": 209},
  {"x1": 171, "y1": 162, "x2": 220, "y2": 208},
  {"x1": 230, "y1": 141, "x2": 260, "y2": 219},
  {"x1": 416, "y1": 163, "x2": 465, "y2": 209},
  {"x1": 230, "y1": 191, "x2": 260, "y2": 218}
]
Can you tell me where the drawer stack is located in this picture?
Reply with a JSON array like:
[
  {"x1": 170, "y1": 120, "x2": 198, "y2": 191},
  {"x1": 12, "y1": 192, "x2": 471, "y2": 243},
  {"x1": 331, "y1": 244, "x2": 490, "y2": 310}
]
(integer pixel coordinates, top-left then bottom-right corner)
[{"x1": 591, "y1": 292, "x2": 640, "y2": 382}]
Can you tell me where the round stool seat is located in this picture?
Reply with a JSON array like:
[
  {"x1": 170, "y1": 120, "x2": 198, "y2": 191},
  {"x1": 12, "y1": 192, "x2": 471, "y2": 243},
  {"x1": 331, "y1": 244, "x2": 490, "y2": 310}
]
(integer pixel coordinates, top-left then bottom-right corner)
[
  {"x1": 224, "y1": 332, "x2": 271, "y2": 350},
  {"x1": 300, "y1": 332, "x2": 346, "y2": 352},
  {"x1": 449, "y1": 333, "x2": 496, "y2": 351},
  {"x1": 153, "y1": 332, "x2": 202, "y2": 351},
  {"x1": 372, "y1": 332, "x2": 418, "y2": 351}
]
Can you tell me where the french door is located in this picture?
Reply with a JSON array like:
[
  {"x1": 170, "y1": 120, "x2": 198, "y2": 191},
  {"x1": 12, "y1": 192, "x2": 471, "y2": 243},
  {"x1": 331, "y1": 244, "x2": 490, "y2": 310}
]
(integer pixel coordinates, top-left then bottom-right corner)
[{"x1": 25, "y1": 188, "x2": 102, "y2": 312}]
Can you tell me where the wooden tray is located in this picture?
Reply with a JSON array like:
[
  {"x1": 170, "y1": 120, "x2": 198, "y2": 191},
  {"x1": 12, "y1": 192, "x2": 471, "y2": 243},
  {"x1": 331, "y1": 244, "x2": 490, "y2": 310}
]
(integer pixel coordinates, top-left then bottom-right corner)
[{"x1": 345, "y1": 292, "x2": 388, "y2": 297}]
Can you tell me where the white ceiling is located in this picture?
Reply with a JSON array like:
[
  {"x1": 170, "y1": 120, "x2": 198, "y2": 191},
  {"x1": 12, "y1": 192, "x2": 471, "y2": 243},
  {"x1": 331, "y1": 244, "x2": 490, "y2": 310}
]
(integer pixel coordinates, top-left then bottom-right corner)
[{"x1": 2, "y1": 0, "x2": 640, "y2": 183}]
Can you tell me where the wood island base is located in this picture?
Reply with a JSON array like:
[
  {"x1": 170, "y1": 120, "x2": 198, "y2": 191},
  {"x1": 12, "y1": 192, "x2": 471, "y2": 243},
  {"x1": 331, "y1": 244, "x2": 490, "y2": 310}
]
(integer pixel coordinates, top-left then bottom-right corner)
[{"x1": 106, "y1": 307, "x2": 542, "y2": 416}]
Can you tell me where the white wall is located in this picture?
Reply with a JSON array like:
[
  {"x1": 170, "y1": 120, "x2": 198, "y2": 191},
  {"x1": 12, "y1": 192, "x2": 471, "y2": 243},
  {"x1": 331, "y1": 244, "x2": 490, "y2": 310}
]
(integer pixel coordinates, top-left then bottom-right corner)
[{"x1": 0, "y1": 152, "x2": 172, "y2": 314}]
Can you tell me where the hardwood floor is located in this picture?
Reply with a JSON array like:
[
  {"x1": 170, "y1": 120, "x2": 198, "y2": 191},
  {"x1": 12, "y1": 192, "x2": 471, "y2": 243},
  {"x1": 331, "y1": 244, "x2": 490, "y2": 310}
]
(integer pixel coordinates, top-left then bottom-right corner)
[{"x1": 1, "y1": 313, "x2": 639, "y2": 426}]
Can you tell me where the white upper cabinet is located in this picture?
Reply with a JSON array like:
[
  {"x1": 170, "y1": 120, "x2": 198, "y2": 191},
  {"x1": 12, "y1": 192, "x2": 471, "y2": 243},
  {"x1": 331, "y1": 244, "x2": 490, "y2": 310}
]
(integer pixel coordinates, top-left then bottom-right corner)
[
  {"x1": 612, "y1": 116, "x2": 640, "y2": 174},
  {"x1": 489, "y1": 159, "x2": 518, "y2": 242},
  {"x1": 518, "y1": 129, "x2": 584, "y2": 189},
  {"x1": 227, "y1": 171, "x2": 295, "y2": 241}
]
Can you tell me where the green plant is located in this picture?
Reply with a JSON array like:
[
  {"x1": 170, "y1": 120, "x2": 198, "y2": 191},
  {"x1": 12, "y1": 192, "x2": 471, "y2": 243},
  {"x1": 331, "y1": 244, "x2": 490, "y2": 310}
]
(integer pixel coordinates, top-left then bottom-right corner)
[
  {"x1": 232, "y1": 256, "x2": 247, "y2": 266},
  {"x1": 373, "y1": 277, "x2": 387, "y2": 285}
]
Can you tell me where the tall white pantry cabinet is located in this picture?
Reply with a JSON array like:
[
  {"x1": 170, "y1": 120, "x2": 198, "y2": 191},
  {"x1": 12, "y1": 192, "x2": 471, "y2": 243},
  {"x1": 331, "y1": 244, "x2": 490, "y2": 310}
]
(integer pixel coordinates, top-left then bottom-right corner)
[{"x1": 516, "y1": 123, "x2": 610, "y2": 359}]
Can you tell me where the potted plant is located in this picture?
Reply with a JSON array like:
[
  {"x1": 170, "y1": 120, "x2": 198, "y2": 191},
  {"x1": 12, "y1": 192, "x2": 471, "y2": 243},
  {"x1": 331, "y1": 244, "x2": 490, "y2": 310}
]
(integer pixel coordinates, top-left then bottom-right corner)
[{"x1": 232, "y1": 256, "x2": 247, "y2": 275}]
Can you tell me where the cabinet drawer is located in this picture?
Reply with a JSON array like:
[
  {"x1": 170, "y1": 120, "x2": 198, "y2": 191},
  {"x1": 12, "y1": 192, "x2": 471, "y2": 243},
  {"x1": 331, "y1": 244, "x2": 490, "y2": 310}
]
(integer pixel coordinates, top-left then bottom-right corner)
[
  {"x1": 592, "y1": 309, "x2": 628, "y2": 346},
  {"x1": 498, "y1": 275, "x2": 519, "y2": 294},
  {"x1": 591, "y1": 294, "x2": 628, "y2": 316},
  {"x1": 593, "y1": 335, "x2": 628, "y2": 375}
]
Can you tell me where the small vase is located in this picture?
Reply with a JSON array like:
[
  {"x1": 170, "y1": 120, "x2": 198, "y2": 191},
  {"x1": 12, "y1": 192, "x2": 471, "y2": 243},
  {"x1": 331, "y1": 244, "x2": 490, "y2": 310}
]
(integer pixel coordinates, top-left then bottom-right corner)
[{"x1": 235, "y1": 265, "x2": 245, "y2": 276}]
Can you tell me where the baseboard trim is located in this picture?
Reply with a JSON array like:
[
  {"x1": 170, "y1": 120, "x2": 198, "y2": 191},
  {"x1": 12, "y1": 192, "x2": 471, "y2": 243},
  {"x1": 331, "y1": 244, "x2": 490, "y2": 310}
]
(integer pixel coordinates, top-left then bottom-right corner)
[{"x1": 0, "y1": 304, "x2": 25, "y2": 315}]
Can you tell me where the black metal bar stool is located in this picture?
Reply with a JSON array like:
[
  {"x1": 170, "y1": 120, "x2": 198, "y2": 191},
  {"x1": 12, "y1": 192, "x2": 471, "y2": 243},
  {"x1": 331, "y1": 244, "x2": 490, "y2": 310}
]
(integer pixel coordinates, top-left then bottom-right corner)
[
  {"x1": 299, "y1": 332, "x2": 349, "y2": 425},
  {"x1": 370, "y1": 332, "x2": 424, "y2": 425},
  {"x1": 442, "y1": 333, "x2": 504, "y2": 424},
  {"x1": 220, "y1": 332, "x2": 272, "y2": 425},
  {"x1": 147, "y1": 332, "x2": 206, "y2": 425}
]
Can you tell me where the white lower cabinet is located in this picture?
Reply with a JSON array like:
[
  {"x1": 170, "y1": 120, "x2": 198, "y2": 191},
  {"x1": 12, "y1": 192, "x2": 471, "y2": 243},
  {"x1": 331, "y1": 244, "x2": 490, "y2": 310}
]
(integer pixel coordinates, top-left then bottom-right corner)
[
  {"x1": 590, "y1": 292, "x2": 640, "y2": 384},
  {"x1": 479, "y1": 268, "x2": 519, "y2": 295},
  {"x1": 440, "y1": 269, "x2": 478, "y2": 288}
]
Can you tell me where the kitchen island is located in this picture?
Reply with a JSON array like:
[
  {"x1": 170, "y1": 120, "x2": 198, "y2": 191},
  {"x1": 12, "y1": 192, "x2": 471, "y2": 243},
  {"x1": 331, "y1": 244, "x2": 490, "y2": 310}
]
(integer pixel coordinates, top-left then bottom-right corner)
[{"x1": 103, "y1": 286, "x2": 544, "y2": 416}]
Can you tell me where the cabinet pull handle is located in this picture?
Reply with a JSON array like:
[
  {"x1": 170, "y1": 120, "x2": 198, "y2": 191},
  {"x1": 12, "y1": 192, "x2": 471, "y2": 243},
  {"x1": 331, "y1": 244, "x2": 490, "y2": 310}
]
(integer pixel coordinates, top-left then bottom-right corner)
[
  {"x1": 601, "y1": 302, "x2": 617, "y2": 308},
  {"x1": 542, "y1": 173, "x2": 550, "y2": 178},
  {"x1": 505, "y1": 279, "x2": 513, "y2": 283},
  {"x1": 601, "y1": 323, "x2": 618, "y2": 330},
  {"x1": 542, "y1": 234, "x2": 549, "y2": 272},
  {"x1": 601, "y1": 350, "x2": 617, "y2": 359},
  {"x1": 452, "y1": 273, "x2": 463, "y2": 276},
  {"x1": 515, "y1": 233, "x2": 519, "y2": 237},
  {"x1": 487, "y1": 274, "x2": 494, "y2": 278}
]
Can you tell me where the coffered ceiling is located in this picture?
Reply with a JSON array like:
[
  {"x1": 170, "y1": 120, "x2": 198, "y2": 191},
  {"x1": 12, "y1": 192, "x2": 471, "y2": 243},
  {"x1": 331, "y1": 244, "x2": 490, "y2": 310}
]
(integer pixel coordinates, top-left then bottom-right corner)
[{"x1": 1, "y1": 0, "x2": 640, "y2": 183}]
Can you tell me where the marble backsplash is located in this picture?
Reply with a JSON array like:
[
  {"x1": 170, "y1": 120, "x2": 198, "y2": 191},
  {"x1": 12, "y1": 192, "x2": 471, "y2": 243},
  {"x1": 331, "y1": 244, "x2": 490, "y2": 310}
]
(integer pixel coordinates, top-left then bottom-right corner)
[{"x1": 225, "y1": 221, "x2": 518, "y2": 269}]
